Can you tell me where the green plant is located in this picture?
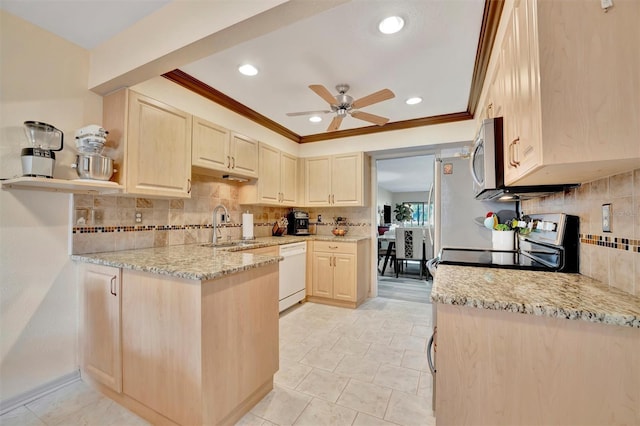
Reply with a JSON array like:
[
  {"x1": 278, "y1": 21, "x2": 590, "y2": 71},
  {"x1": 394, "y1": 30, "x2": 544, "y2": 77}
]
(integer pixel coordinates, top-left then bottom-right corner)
[{"x1": 394, "y1": 203, "x2": 413, "y2": 222}]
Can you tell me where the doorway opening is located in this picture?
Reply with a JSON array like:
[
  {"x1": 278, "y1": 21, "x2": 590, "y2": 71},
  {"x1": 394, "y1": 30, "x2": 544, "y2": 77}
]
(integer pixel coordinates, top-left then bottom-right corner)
[{"x1": 374, "y1": 155, "x2": 435, "y2": 304}]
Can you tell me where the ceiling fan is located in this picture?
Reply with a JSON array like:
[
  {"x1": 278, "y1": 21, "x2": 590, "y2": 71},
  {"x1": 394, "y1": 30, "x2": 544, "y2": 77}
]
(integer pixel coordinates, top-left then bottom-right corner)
[{"x1": 287, "y1": 84, "x2": 395, "y2": 132}]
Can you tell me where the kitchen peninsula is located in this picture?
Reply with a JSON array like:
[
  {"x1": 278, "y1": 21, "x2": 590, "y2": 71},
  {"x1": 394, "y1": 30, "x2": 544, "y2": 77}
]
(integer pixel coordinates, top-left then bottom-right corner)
[
  {"x1": 431, "y1": 265, "x2": 640, "y2": 425},
  {"x1": 72, "y1": 244, "x2": 282, "y2": 426}
]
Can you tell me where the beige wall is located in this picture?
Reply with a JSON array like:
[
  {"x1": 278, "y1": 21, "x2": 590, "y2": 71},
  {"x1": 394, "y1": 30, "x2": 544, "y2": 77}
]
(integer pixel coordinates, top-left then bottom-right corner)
[
  {"x1": 522, "y1": 169, "x2": 640, "y2": 297},
  {"x1": 0, "y1": 10, "x2": 102, "y2": 403}
]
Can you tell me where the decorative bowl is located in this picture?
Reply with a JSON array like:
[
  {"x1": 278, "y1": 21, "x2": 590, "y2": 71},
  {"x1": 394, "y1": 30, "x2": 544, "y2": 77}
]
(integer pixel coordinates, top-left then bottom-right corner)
[{"x1": 332, "y1": 228, "x2": 348, "y2": 236}]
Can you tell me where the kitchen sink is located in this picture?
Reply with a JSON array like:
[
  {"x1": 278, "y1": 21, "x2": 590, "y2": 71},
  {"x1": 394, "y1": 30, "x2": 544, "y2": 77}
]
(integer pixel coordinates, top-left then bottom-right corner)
[{"x1": 200, "y1": 241, "x2": 259, "y2": 249}]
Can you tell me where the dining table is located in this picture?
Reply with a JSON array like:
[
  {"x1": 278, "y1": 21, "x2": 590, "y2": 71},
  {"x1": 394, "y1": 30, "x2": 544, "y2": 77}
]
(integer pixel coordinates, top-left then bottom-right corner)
[{"x1": 378, "y1": 231, "x2": 433, "y2": 279}]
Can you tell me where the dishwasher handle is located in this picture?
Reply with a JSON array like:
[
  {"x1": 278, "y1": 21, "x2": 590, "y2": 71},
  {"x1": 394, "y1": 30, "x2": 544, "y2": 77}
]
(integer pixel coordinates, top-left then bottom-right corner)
[{"x1": 279, "y1": 242, "x2": 307, "y2": 257}]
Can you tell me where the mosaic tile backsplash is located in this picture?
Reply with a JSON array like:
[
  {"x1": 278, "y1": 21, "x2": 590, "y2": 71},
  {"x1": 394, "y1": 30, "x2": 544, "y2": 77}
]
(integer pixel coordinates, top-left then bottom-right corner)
[
  {"x1": 521, "y1": 168, "x2": 640, "y2": 297},
  {"x1": 72, "y1": 174, "x2": 372, "y2": 254}
]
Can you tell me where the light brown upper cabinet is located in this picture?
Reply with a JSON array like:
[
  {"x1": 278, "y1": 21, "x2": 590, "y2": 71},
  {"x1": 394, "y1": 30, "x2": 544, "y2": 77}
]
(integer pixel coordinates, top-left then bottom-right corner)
[
  {"x1": 304, "y1": 152, "x2": 368, "y2": 207},
  {"x1": 191, "y1": 116, "x2": 258, "y2": 180},
  {"x1": 490, "y1": 0, "x2": 640, "y2": 186},
  {"x1": 239, "y1": 143, "x2": 299, "y2": 206},
  {"x1": 103, "y1": 90, "x2": 192, "y2": 198}
]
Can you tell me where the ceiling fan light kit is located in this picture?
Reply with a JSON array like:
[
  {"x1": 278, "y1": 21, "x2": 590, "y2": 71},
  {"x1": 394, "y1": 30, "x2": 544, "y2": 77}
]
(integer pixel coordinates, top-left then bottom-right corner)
[{"x1": 287, "y1": 83, "x2": 395, "y2": 132}]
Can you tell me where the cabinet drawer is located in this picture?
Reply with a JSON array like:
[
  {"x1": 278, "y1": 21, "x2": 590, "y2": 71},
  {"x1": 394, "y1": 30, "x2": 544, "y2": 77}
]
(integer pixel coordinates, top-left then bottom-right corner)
[{"x1": 314, "y1": 240, "x2": 356, "y2": 254}]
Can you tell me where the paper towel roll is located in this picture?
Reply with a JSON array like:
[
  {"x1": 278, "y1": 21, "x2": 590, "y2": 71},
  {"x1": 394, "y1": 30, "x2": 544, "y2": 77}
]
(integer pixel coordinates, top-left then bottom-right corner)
[{"x1": 242, "y1": 213, "x2": 254, "y2": 239}]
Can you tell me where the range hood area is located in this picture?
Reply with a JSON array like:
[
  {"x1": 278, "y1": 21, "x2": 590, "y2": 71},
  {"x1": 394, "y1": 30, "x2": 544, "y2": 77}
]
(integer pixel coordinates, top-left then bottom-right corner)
[{"x1": 475, "y1": 184, "x2": 580, "y2": 202}]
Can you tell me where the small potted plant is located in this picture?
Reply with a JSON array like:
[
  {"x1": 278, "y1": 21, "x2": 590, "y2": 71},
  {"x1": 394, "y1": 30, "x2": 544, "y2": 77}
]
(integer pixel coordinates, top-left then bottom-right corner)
[{"x1": 394, "y1": 203, "x2": 413, "y2": 223}]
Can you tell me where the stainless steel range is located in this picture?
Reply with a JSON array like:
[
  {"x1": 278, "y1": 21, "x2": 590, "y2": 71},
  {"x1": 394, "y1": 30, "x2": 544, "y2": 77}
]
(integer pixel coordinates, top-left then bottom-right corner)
[{"x1": 430, "y1": 213, "x2": 579, "y2": 273}]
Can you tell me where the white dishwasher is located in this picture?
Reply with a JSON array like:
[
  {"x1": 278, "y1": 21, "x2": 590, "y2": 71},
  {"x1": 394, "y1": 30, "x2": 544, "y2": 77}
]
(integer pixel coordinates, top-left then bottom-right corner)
[{"x1": 278, "y1": 242, "x2": 307, "y2": 312}]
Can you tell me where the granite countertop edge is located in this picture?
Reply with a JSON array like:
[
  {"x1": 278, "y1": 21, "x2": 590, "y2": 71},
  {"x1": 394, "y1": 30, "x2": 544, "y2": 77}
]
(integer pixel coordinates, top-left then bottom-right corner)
[{"x1": 431, "y1": 265, "x2": 640, "y2": 329}]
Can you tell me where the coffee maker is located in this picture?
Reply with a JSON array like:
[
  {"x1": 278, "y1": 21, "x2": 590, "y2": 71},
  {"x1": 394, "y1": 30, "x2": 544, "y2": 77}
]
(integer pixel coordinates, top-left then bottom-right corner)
[
  {"x1": 287, "y1": 211, "x2": 310, "y2": 235},
  {"x1": 21, "y1": 121, "x2": 64, "y2": 178}
]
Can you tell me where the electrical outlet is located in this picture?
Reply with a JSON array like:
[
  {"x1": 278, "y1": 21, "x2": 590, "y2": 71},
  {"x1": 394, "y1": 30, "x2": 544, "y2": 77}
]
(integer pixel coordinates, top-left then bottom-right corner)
[
  {"x1": 135, "y1": 211, "x2": 143, "y2": 223},
  {"x1": 602, "y1": 203, "x2": 611, "y2": 232},
  {"x1": 600, "y1": 0, "x2": 613, "y2": 10}
]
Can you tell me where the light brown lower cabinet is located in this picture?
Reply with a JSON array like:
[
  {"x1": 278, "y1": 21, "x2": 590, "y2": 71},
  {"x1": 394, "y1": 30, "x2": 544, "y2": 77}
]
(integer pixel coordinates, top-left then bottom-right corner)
[
  {"x1": 308, "y1": 239, "x2": 370, "y2": 308},
  {"x1": 434, "y1": 303, "x2": 640, "y2": 425},
  {"x1": 81, "y1": 264, "x2": 122, "y2": 393},
  {"x1": 81, "y1": 263, "x2": 279, "y2": 426}
]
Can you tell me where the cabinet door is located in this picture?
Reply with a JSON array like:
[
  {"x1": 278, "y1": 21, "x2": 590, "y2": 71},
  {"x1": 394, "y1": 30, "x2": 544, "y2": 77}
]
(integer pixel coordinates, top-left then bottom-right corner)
[
  {"x1": 280, "y1": 152, "x2": 298, "y2": 205},
  {"x1": 312, "y1": 252, "x2": 334, "y2": 298},
  {"x1": 332, "y1": 153, "x2": 363, "y2": 206},
  {"x1": 192, "y1": 116, "x2": 230, "y2": 172},
  {"x1": 513, "y1": 0, "x2": 541, "y2": 178},
  {"x1": 127, "y1": 92, "x2": 192, "y2": 197},
  {"x1": 305, "y1": 156, "x2": 332, "y2": 206},
  {"x1": 82, "y1": 264, "x2": 122, "y2": 393},
  {"x1": 501, "y1": 10, "x2": 521, "y2": 185},
  {"x1": 258, "y1": 144, "x2": 281, "y2": 204},
  {"x1": 332, "y1": 253, "x2": 356, "y2": 302},
  {"x1": 230, "y1": 133, "x2": 258, "y2": 178}
]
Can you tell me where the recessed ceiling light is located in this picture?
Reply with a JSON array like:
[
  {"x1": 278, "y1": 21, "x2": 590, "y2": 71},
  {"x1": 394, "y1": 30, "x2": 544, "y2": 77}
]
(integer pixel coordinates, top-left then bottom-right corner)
[
  {"x1": 379, "y1": 16, "x2": 404, "y2": 35},
  {"x1": 238, "y1": 64, "x2": 258, "y2": 76},
  {"x1": 309, "y1": 116, "x2": 322, "y2": 123},
  {"x1": 406, "y1": 97, "x2": 422, "y2": 105}
]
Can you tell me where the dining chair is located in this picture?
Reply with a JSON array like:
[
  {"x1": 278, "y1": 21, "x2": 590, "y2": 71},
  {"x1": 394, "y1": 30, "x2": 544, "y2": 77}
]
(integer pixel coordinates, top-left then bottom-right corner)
[
  {"x1": 378, "y1": 231, "x2": 396, "y2": 275},
  {"x1": 394, "y1": 227, "x2": 425, "y2": 279}
]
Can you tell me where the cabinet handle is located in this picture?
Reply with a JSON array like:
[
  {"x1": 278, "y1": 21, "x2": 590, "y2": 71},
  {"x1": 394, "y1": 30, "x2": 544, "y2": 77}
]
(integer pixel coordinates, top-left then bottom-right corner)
[
  {"x1": 509, "y1": 137, "x2": 520, "y2": 167},
  {"x1": 512, "y1": 137, "x2": 520, "y2": 166},
  {"x1": 226, "y1": 156, "x2": 231, "y2": 168},
  {"x1": 232, "y1": 157, "x2": 236, "y2": 169},
  {"x1": 328, "y1": 194, "x2": 331, "y2": 204},
  {"x1": 329, "y1": 245, "x2": 338, "y2": 249},
  {"x1": 110, "y1": 275, "x2": 117, "y2": 296},
  {"x1": 187, "y1": 179, "x2": 192, "y2": 194},
  {"x1": 427, "y1": 333, "x2": 436, "y2": 374},
  {"x1": 331, "y1": 194, "x2": 335, "y2": 204}
]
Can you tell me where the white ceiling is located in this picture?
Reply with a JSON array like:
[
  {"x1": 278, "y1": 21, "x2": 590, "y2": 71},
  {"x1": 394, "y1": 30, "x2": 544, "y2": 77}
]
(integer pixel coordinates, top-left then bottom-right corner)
[
  {"x1": 0, "y1": 0, "x2": 486, "y2": 138},
  {"x1": 377, "y1": 155, "x2": 434, "y2": 193}
]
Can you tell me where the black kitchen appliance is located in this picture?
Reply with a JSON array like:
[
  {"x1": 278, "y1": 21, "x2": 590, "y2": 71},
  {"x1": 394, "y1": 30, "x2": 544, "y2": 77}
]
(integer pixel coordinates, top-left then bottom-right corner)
[
  {"x1": 287, "y1": 211, "x2": 310, "y2": 236},
  {"x1": 430, "y1": 213, "x2": 579, "y2": 273}
]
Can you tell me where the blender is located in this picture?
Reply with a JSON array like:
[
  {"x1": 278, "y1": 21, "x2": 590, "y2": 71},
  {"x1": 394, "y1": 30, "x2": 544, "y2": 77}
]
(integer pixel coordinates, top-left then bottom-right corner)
[{"x1": 21, "y1": 121, "x2": 64, "y2": 178}]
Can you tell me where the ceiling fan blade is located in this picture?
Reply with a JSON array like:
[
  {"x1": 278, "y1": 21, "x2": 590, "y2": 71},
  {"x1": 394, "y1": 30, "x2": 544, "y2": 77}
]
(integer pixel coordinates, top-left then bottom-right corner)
[
  {"x1": 327, "y1": 116, "x2": 343, "y2": 132},
  {"x1": 351, "y1": 110, "x2": 390, "y2": 126},
  {"x1": 351, "y1": 88, "x2": 395, "y2": 109},
  {"x1": 286, "y1": 110, "x2": 332, "y2": 117},
  {"x1": 309, "y1": 84, "x2": 337, "y2": 106}
]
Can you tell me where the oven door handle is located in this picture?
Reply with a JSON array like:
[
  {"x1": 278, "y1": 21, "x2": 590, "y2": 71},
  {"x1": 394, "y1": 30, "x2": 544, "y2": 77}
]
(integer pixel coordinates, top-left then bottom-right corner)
[{"x1": 427, "y1": 333, "x2": 436, "y2": 374}]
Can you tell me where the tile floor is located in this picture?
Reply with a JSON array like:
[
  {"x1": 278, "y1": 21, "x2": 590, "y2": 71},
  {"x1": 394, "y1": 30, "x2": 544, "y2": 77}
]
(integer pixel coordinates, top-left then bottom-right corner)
[{"x1": 1, "y1": 298, "x2": 435, "y2": 426}]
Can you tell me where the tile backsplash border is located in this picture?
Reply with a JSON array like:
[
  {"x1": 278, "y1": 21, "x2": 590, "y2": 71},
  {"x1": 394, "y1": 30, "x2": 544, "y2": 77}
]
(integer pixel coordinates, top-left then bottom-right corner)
[{"x1": 71, "y1": 174, "x2": 372, "y2": 254}]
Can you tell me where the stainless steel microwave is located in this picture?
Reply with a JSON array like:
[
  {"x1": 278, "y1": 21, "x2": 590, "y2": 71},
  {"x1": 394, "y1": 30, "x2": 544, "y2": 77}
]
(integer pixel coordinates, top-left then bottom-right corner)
[
  {"x1": 470, "y1": 117, "x2": 503, "y2": 198},
  {"x1": 470, "y1": 117, "x2": 576, "y2": 201}
]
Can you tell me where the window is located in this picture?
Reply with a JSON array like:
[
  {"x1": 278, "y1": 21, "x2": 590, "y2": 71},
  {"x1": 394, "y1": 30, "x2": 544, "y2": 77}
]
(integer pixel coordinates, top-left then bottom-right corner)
[{"x1": 402, "y1": 201, "x2": 431, "y2": 226}]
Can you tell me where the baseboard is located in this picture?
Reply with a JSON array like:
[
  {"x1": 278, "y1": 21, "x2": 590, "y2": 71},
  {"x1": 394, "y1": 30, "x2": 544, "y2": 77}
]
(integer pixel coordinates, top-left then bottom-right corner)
[{"x1": 0, "y1": 370, "x2": 81, "y2": 415}]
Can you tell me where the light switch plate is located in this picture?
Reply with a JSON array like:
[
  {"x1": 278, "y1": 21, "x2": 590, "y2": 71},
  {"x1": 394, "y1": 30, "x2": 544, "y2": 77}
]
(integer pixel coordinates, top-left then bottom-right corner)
[{"x1": 602, "y1": 203, "x2": 611, "y2": 232}]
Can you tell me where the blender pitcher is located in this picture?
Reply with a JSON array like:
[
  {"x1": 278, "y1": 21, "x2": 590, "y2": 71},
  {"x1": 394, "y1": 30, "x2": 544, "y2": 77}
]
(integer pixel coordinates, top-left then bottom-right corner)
[{"x1": 21, "y1": 121, "x2": 64, "y2": 178}]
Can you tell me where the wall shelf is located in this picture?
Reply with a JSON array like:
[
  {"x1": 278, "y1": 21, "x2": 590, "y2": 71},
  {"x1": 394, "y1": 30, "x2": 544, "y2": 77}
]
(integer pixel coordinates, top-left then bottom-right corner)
[{"x1": 1, "y1": 177, "x2": 124, "y2": 195}]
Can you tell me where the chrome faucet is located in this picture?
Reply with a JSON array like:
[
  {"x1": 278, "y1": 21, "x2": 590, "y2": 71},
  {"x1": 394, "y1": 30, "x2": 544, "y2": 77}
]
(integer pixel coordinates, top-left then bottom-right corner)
[{"x1": 212, "y1": 204, "x2": 229, "y2": 245}]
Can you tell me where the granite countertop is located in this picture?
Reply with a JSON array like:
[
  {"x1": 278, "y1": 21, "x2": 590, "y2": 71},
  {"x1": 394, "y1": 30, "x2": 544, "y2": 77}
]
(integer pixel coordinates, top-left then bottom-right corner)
[
  {"x1": 432, "y1": 264, "x2": 640, "y2": 328},
  {"x1": 71, "y1": 235, "x2": 370, "y2": 281}
]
